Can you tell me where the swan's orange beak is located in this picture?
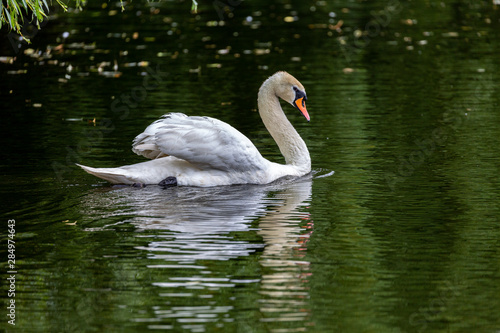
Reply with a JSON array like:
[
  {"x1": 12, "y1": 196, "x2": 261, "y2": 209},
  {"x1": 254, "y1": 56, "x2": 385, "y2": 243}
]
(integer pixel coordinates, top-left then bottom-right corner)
[{"x1": 294, "y1": 97, "x2": 310, "y2": 122}]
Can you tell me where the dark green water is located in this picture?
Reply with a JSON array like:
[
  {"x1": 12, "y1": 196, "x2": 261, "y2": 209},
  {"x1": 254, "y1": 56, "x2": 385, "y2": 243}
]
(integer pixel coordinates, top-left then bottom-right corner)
[{"x1": 1, "y1": 1, "x2": 500, "y2": 332}]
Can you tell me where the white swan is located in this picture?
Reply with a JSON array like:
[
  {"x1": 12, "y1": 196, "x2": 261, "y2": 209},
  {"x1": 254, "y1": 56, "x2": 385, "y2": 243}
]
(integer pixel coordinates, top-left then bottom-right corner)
[{"x1": 77, "y1": 71, "x2": 311, "y2": 187}]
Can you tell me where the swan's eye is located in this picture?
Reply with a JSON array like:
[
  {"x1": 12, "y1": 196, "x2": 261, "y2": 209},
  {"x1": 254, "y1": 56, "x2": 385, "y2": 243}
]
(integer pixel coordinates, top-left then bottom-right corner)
[{"x1": 293, "y1": 86, "x2": 306, "y2": 101}]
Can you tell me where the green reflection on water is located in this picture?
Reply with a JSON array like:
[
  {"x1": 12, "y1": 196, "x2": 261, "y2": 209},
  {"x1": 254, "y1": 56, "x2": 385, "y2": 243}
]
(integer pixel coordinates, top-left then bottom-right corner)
[{"x1": 1, "y1": 1, "x2": 499, "y2": 332}]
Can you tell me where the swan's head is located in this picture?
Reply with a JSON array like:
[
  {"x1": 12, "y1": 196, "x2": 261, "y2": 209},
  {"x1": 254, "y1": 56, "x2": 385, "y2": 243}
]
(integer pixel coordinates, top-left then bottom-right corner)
[{"x1": 272, "y1": 71, "x2": 310, "y2": 122}]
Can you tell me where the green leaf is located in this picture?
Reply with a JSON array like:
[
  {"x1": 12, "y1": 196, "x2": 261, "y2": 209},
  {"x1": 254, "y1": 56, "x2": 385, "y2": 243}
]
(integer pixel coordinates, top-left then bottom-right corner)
[
  {"x1": 4, "y1": 9, "x2": 16, "y2": 33},
  {"x1": 33, "y1": 0, "x2": 45, "y2": 22},
  {"x1": 41, "y1": 0, "x2": 49, "y2": 12},
  {"x1": 19, "y1": 0, "x2": 28, "y2": 11},
  {"x1": 55, "y1": 0, "x2": 68, "y2": 11}
]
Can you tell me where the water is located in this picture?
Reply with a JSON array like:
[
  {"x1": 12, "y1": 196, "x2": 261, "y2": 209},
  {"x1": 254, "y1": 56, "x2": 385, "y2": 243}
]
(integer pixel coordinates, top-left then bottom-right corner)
[{"x1": 1, "y1": 1, "x2": 500, "y2": 332}]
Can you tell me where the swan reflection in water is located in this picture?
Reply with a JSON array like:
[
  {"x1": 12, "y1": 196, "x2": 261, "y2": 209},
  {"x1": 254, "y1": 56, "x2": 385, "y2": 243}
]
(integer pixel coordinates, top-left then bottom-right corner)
[{"x1": 81, "y1": 173, "x2": 322, "y2": 331}]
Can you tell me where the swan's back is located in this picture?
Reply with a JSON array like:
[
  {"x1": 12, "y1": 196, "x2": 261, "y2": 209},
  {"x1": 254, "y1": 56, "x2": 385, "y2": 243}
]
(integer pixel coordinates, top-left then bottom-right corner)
[{"x1": 132, "y1": 113, "x2": 268, "y2": 172}]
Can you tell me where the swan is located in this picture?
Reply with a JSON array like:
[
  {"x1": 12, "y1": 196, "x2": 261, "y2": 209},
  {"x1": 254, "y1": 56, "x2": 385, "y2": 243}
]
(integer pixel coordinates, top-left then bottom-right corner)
[{"x1": 77, "y1": 71, "x2": 311, "y2": 187}]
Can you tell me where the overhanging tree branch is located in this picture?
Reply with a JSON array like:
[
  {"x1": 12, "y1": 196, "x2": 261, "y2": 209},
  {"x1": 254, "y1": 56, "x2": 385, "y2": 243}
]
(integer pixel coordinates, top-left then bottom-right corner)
[{"x1": 1, "y1": 0, "x2": 198, "y2": 40}]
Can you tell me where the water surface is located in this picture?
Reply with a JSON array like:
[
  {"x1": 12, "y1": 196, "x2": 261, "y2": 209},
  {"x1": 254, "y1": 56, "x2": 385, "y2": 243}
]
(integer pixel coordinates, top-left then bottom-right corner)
[{"x1": 1, "y1": 1, "x2": 500, "y2": 332}]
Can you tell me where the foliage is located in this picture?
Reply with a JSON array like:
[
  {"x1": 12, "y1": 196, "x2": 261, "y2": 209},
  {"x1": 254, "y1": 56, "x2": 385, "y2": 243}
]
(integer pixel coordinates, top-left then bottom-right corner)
[
  {"x1": 1, "y1": 0, "x2": 197, "y2": 39},
  {"x1": 1, "y1": 0, "x2": 87, "y2": 37}
]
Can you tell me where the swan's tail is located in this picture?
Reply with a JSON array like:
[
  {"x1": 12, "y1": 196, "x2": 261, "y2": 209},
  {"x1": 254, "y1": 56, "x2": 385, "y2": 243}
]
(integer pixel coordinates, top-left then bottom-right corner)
[{"x1": 76, "y1": 164, "x2": 136, "y2": 185}]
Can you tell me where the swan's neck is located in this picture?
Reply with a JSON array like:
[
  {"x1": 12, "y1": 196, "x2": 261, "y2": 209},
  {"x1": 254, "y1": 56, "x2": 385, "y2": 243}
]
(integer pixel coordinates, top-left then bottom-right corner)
[{"x1": 257, "y1": 82, "x2": 311, "y2": 172}]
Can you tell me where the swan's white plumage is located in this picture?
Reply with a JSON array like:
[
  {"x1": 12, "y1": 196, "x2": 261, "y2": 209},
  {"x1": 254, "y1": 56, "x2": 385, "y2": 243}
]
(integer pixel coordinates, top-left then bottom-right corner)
[
  {"x1": 78, "y1": 71, "x2": 311, "y2": 187},
  {"x1": 132, "y1": 113, "x2": 267, "y2": 172}
]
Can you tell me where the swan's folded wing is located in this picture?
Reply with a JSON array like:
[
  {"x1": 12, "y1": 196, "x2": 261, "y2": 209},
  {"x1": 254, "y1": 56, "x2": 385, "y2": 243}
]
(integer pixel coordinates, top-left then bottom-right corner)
[
  {"x1": 132, "y1": 117, "x2": 170, "y2": 159},
  {"x1": 132, "y1": 113, "x2": 267, "y2": 172}
]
